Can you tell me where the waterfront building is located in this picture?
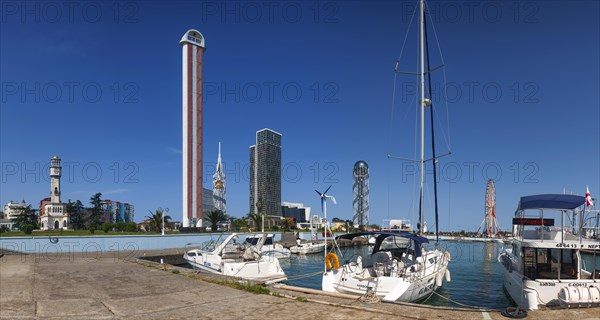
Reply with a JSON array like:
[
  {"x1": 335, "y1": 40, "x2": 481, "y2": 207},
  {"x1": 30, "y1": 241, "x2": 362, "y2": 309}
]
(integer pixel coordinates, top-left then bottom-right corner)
[
  {"x1": 180, "y1": 29, "x2": 206, "y2": 228},
  {"x1": 352, "y1": 160, "x2": 370, "y2": 229},
  {"x1": 212, "y1": 142, "x2": 226, "y2": 213},
  {"x1": 0, "y1": 219, "x2": 15, "y2": 231},
  {"x1": 3, "y1": 200, "x2": 29, "y2": 220},
  {"x1": 249, "y1": 128, "x2": 282, "y2": 216},
  {"x1": 40, "y1": 156, "x2": 69, "y2": 230},
  {"x1": 281, "y1": 202, "x2": 310, "y2": 223},
  {"x1": 100, "y1": 200, "x2": 135, "y2": 223}
]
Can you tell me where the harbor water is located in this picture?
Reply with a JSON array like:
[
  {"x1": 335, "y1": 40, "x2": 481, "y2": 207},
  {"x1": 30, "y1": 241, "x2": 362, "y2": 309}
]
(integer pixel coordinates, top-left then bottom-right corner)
[{"x1": 280, "y1": 241, "x2": 514, "y2": 310}]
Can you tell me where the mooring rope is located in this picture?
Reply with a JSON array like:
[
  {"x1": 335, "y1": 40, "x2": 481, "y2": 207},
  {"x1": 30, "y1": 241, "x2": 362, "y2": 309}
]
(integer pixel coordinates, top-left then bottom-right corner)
[{"x1": 429, "y1": 289, "x2": 501, "y2": 312}]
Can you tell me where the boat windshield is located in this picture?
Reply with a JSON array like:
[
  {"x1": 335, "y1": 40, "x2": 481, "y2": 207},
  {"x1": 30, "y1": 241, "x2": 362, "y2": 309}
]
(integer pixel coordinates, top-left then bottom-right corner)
[
  {"x1": 197, "y1": 234, "x2": 231, "y2": 252},
  {"x1": 375, "y1": 235, "x2": 413, "y2": 259},
  {"x1": 245, "y1": 235, "x2": 273, "y2": 245}
]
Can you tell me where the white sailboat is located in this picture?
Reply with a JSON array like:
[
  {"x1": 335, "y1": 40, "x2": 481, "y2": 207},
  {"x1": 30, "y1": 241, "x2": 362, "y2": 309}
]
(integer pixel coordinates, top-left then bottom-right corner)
[{"x1": 322, "y1": 0, "x2": 451, "y2": 302}]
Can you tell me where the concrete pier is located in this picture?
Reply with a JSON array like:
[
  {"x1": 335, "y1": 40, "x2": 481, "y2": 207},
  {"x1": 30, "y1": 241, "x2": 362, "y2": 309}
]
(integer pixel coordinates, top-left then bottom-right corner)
[{"x1": 1, "y1": 250, "x2": 598, "y2": 319}]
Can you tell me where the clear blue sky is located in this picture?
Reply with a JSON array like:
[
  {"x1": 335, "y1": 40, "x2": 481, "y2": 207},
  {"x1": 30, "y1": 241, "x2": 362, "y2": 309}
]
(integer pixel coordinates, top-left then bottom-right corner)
[{"x1": 1, "y1": 1, "x2": 599, "y2": 231}]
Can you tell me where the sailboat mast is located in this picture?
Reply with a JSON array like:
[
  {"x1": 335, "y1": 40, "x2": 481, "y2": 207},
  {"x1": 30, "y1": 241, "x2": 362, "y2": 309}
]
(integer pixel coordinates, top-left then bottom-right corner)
[{"x1": 418, "y1": 0, "x2": 425, "y2": 236}]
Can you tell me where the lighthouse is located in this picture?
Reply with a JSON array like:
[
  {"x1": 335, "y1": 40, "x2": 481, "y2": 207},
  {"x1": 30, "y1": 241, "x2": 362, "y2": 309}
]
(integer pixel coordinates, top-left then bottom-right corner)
[{"x1": 180, "y1": 29, "x2": 206, "y2": 228}]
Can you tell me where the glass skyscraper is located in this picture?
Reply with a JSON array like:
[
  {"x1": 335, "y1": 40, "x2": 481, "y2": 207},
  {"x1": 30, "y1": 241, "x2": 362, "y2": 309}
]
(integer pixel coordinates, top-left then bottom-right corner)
[{"x1": 249, "y1": 128, "x2": 282, "y2": 216}]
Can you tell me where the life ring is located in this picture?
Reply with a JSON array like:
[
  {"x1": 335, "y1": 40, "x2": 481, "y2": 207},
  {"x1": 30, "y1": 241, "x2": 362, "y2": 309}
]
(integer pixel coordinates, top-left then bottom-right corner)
[
  {"x1": 500, "y1": 306, "x2": 528, "y2": 318},
  {"x1": 325, "y1": 253, "x2": 340, "y2": 270}
]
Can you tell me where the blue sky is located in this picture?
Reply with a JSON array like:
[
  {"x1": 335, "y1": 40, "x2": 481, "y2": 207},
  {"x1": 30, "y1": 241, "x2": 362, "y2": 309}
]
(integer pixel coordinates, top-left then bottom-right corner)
[{"x1": 1, "y1": 0, "x2": 599, "y2": 231}]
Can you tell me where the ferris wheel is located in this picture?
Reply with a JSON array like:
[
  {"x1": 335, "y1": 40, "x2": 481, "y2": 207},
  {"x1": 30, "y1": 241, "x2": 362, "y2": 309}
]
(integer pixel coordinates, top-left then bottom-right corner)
[{"x1": 478, "y1": 179, "x2": 501, "y2": 237}]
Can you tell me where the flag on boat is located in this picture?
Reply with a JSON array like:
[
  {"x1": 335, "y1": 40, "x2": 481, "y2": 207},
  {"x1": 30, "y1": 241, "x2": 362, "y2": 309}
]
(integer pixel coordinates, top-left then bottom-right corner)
[{"x1": 585, "y1": 186, "x2": 594, "y2": 207}]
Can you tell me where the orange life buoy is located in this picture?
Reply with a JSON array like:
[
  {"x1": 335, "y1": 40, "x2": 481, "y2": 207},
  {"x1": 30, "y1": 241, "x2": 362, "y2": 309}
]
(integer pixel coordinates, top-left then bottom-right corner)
[{"x1": 325, "y1": 253, "x2": 340, "y2": 270}]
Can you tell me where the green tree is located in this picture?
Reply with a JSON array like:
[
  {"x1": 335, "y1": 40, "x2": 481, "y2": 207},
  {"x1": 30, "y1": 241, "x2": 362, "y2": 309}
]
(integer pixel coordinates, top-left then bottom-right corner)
[
  {"x1": 13, "y1": 205, "x2": 38, "y2": 230},
  {"x1": 203, "y1": 210, "x2": 228, "y2": 231},
  {"x1": 102, "y1": 222, "x2": 113, "y2": 233},
  {"x1": 66, "y1": 199, "x2": 85, "y2": 230},
  {"x1": 145, "y1": 209, "x2": 171, "y2": 233},
  {"x1": 232, "y1": 218, "x2": 247, "y2": 231},
  {"x1": 22, "y1": 224, "x2": 34, "y2": 234},
  {"x1": 126, "y1": 222, "x2": 137, "y2": 232},
  {"x1": 332, "y1": 217, "x2": 344, "y2": 222},
  {"x1": 280, "y1": 218, "x2": 292, "y2": 232},
  {"x1": 115, "y1": 221, "x2": 126, "y2": 232},
  {"x1": 246, "y1": 213, "x2": 262, "y2": 231},
  {"x1": 89, "y1": 193, "x2": 103, "y2": 228}
]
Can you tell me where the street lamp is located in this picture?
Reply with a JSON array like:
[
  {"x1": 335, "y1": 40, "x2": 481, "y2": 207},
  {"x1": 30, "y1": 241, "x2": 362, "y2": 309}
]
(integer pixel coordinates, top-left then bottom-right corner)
[{"x1": 162, "y1": 207, "x2": 169, "y2": 236}]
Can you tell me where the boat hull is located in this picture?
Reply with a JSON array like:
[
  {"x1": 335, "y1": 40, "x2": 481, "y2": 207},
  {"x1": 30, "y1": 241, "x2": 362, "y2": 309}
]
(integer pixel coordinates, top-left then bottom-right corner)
[
  {"x1": 322, "y1": 249, "x2": 450, "y2": 302},
  {"x1": 290, "y1": 243, "x2": 326, "y2": 255}
]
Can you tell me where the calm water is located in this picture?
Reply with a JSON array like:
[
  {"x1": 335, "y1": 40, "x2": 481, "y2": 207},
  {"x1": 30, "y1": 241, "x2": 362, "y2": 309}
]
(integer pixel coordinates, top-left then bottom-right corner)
[{"x1": 280, "y1": 241, "x2": 515, "y2": 310}]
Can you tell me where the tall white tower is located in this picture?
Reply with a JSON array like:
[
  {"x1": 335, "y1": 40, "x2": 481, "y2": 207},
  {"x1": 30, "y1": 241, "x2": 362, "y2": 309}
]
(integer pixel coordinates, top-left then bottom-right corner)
[
  {"x1": 180, "y1": 29, "x2": 206, "y2": 228},
  {"x1": 212, "y1": 142, "x2": 226, "y2": 212},
  {"x1": 41, "y1": 156, "x2": 69, "y2": 230},
  {"x1": 50, "y1": 156, "x2": 61, "y2": 203}
]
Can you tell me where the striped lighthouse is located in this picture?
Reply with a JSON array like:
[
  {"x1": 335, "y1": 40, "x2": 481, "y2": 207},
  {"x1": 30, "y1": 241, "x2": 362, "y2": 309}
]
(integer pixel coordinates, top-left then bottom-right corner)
[{"x1": 180, "y1": 29, "x2": 205, "y2": 228}]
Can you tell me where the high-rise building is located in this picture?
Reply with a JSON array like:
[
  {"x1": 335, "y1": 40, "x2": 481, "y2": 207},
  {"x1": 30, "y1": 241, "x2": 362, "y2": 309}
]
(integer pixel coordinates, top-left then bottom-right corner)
[
  {"x1": 212, "y1": 142, "x2": 226, "y2": 213},
  {"x1": 249, "y1": 128, "x2": 282, "y2": 216},
  {"x1": 40, "y1": 156, "x2": 69, "y2": 230},
  {"x1": 101, "y1": 200, "x2": 135, "y2": 223},
  {"x1": 180, "y1": 29, "x2": 206, "y2": 228},
  {"x1": 352, "y1": 160, "x2": 370, "y2": 229}
]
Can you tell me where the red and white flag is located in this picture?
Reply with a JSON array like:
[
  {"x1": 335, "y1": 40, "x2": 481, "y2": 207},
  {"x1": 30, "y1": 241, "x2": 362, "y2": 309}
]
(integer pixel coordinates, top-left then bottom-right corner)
[{"x1": 585, "y1": 186, "x2": 594, "y2": 207}]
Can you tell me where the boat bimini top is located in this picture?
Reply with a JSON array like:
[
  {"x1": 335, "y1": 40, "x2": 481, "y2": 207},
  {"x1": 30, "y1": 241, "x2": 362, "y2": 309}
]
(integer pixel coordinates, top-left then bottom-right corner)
[
  {"x1": 516, "y1": 194, "x2": 586, "y2": 212},
  {"x1": 336, "y1": 231, "x2": 429, "y2": 258}
]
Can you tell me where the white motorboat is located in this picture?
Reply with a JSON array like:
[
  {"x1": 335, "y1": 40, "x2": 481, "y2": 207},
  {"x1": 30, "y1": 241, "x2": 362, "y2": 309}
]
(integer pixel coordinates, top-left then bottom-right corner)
[
  {"x1": 183, "y1": 233, "x2": 287, "y2": 284},
  {"x1": 290, "y1": 241, "x2": 326, "y2": 255},
  {"x1": 498, "y1": 194, "x2": 600, "y2": 310},
  {"x1": 244, "y1": 233, "x2": 291, "y2": 259},
  {"x1": 322, "y1": 232, "x2": 450, "y2": 302}
]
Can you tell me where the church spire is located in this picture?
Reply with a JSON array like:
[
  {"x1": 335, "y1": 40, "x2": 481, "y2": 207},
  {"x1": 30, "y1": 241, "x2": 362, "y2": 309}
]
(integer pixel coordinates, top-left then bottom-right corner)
[{"x1": 212, "y1": 142, "x2": 226, "y2": 213}]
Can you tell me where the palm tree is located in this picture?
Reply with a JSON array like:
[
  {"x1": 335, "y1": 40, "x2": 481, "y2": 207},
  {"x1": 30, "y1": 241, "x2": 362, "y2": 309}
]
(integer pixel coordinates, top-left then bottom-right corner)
[
  {"x1": 246, "y1": 213, "x2": 262, "y2": 231},
  {"x1": 145, "y1": 209, "x2": 171, "y2": 233},
  {"x1": 204, "y1": 210, "x2": 228, "y2": 231},
  {"x1": 280, "y1": 218, "x2": 292, "y2": 232}
]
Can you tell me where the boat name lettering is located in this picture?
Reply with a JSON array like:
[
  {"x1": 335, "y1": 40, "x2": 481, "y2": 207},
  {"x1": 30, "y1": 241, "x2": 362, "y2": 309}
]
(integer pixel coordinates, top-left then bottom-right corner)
[
  {"x1": 556, "y1": 243, "x2": 577, "y2": 248},
  {"x1": 418, "y1": 283, "x2": 435, "y2": 295},
  {"x1": 357, "y1": 284, "x2": 370, "y2": 288},
  {"x1": 568, "y1": 283, "x2": 588, "y2": 287},
  {"x1": 538, "y1": 282, "x2": 555, "y2": 287},
  {"x1": 587, "y1": 244, "x2": 600, "y2": 249},
  {"x1": 203, "y1": 261, "x2": 211, "y2": 267}
]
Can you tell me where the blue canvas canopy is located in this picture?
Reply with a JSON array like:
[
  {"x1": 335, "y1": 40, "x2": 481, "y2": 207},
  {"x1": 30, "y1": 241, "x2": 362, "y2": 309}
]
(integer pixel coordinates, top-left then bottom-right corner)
[
  {"x1": 336, "y1": 231, "x2": 429, "y2": 257},
  {"x1": 517, "y1": 194, "x2": 586, "y2": 211}
]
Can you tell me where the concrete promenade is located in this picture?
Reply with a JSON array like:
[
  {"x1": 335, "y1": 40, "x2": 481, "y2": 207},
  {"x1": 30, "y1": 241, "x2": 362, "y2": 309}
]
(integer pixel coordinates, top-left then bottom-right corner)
[{"x1": 1, "y1": 250, "x2": 599, "y2": 320}]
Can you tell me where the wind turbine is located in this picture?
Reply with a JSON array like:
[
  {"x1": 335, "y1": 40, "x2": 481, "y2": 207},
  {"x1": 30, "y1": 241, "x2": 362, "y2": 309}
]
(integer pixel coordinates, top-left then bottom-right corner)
[
  {"x1": 316, "y1": 185, "x2": 337, "y2": 272},
  {"x1": 315, "y1": 185, "x2": 337, "y2": 219}
]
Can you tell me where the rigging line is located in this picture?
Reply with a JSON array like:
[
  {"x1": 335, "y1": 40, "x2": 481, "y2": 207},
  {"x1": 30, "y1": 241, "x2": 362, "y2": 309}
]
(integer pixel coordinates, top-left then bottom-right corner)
[
  {"x1": 395, "y1": 0, "x2": 419, "y2": 64},
  {"x1": 425, "y1": 1, "x2": 452, "y2": 151}
]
